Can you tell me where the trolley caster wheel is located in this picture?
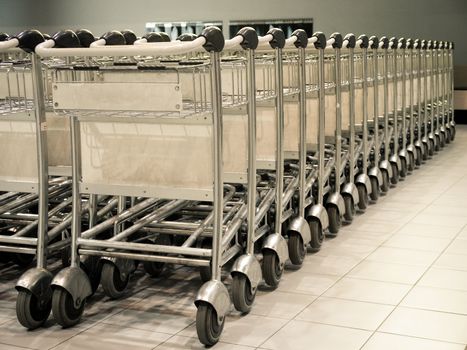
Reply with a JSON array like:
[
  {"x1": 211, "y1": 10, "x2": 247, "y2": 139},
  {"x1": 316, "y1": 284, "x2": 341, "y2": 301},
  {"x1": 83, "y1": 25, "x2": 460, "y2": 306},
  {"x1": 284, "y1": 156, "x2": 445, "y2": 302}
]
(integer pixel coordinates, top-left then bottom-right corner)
[
  {"x1": 81, "y1": 256, "x2": 103, "y2": 295},
  {"x1": 326, "y1": 206, "x2": 341, "y2": 236},
  {"x1": 343, "y1": 195, "x2": 355, "y2": 222},
  {"x1": 288, "y1": 232, "x2": 306, "y2": 265},
  {"x1": 232, "y1": 274, "x2": 255, "y2": 314},
  {"x1": 428, "y1": 139, "x2": 435, "y2": 156},
  {"x1": 390, "y1": 163, "x2": 399, "y2": 185},
  {"x1": 381, "y1": 170, "x2": 390, "y2": 193},
  {"x1": 440, "y1": 132, "x2": 446, "y2": 148},
  {"x1": 434, "y1": 135, "x2": 440, "y2": 151},
  {"x1": 451, "y1": 126, "x2": 456, "y2": 141},
  {"x1": 12, "y1": 254, "x2": 34, "y2": 268},
  {"x1": 101, "y1": 262, "x2": 130, "y2": 299},
  {"x1": 143, "y1": 234, "x2": 172, "y2": 278},
  {"x1": 262, "y1": 250, "x2": 283, "y2": 288},
  {"x1": 399, "y1": 157, "x2": 407, "y2": 178},
  {"x1": 408, "y1": 152, "x2": 415, "y2": 172},
  {"x1": 52, "y1": 288, "x2": 85, "y2": 328},
  {"x1": 422, "y1": 144, "x2": 428, "y2": 161},
  {"x1": 356, "y1": 184, "x2": 369, "y2": 210},
  {"x1": 16, "y1": 290, "x2": 51, "y2": 329},
  {"x1": 196, "y1": 303, "x2": 225, "y2": 346},
  {"x1": 415, "y1": 148, "x2": 422, "y2": 166},
  {"x1": 369, "y1": 177, "x2": 380, "y2": 201},
  {"x1": 308, "y1": 219, "x2": 324, "y2": 252},
  {"x1": 446, "y1": 129, "x2": 451, "y2": 144}
]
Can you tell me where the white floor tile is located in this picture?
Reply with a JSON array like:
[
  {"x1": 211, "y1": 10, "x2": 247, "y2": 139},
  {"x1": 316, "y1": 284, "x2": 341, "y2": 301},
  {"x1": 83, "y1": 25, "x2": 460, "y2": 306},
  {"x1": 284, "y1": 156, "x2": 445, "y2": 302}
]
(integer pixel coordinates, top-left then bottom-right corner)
[
  {"x1": 348, "y1": 260, "x2": 427, "y2": 284},
  {"x1": 250, "y1": 291, "x2": 317, "y2": 319},
  {"x1": 261, "y1": 320, "x2": 371, "y2": 350},
  {"x1": 297, "y1": 254, "x2": 362, "y2": 276},
  {"x1": 276, "y1": 272, "x2": 340, "y2": 296},
  {"x1": 295, "y1": 297, "x2": 393, "y2": 331},
  {"x1": 365, "y1": 246, "x2": 438, "y2": 266},
  {"x1": 362, "y1": 332, "x2": 465, "y2": 350},
  {"x1": 445, "y1": 238, "x2": 467, "y2": 255},
  {"x1": 0, "y1": 320, "x2": 87, "y2": 349},
  {"x1": 51, "y1": 323, "x2": 170, "y2": 350},
  {"x1": 323, "y1": 277, "x2": 411, "y2": 305},
  {"x1": 418, "y1": 268, "x2": 467, "y2": 292},
  {"x1": 380, "y1": 306, "x2": 467, "y2": 344},
  {"x1": 401, "y1": 285, "x2": 467, "y2": 314},
  {"x1": 409, "y1": 213, "x2": 467, "y2": 229},
  {"x1": 383, "y1": 234, "x2": 451, "y2": 253},
  {"x1": 434, "y1": 253, "x2": 467, "y2": 271},
  {"x1": 396, "y1": 222, "x2": 461, "y2": 239}
]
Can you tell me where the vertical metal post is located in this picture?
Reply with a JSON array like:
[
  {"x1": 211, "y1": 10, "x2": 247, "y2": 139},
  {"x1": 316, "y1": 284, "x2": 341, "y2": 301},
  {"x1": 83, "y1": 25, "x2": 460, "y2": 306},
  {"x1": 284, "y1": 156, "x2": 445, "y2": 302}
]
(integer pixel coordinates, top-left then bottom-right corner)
[
  {"x1": 383, "y1": 48, "x2": 390, "y2": 161},
  {"x1": 246, "y1": 48, "x2": 257, "y2": 255},
  {"x1": 409, "y1": 46, "x2": 415, "y2": 145},
  {"x1": 349, "y1": 48, "x2": 356, "y2": 179},
  {"x1": 70, "y1": 116, "x2": 82, "y2": 268},
  {"x1": 362, "y1": 48, "x2": 369, "y2": 172},
  {"x1": 210, "y1": 51, "x2": 224, "y2": 281},
  {"x1": 298, "y1": 47, "x2": 307, "y2": 216},
  {"x1": 441, "y1": 46, "x2": 446, "y2": 129},
  {"x1": 449, "y1": 44, "x2": 454, "y2": 125},
  {"x1": 417, "y1": 46, "x2": 422, "y2": 143},
  {"x1": 318, "y1": 48, "x2": 325, "y2": 204},
  {"x1": 424, "y1": 48, "x2": 429, "y2": 139},
  {"x1": 372, "y1": 48, "x2": 380, "y2": 165},
  {"x1": 88, "y1": 194, "x2": 97, "y2": 228},
  {"x1": 434, "y1": 47, "x2": 439, "y2": 135},
  {"x1": 401, "y1": 47, "x2": 407, "y2": 149},
  {"x1": 274, "y1": 48, "x2": 284, "y2": 234},
  {"x1": 334, "y1": 47, "x2": 342, "y2": 191},
  {"x1": 393, "y1": 46, "x2": 399, "y2": 154},
  {"x1": 430, "y1": 47, "x2": 435, "y2": 137},
  {"x1": 31, "y1": 53, "x2": 49, "y2": 269}
]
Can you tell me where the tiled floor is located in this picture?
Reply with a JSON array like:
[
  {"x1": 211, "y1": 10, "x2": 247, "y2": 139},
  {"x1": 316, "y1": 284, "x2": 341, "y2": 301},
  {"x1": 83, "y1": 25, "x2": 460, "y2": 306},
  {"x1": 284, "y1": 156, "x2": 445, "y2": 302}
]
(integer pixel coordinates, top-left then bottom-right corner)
[{"x1": 1, "y1": 126, "x2": 467, "y2": 350}]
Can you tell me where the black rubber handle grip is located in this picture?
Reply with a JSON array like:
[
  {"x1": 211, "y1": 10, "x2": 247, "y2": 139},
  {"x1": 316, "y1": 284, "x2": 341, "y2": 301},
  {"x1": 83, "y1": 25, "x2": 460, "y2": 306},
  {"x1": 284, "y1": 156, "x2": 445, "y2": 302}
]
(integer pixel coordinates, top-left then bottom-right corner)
[
  {"x1": 76, "y1": 29, "x2": 95, "y2": 47},
  {"x1": 292, "y1": 29, "x2": 308, "y2": 48},
  {"x1": 237, "y1": 27, "x2": 258, "y2": 50},
  {"x1": 100, "y1": 31, "x2": 126, "y2": 45},
  {"x1": 121, "y1": 30, "x2": 137, "y2": 45},
  {"x1": 311, "y1": 31, "x2": 326, "y2": 49},
  {"x1": 13, "y1": 29, "x2": 45, "y2": 53},
  {"x1": 267, "y1": 28, "x2": 286, "y2": 49},
  {"x1": 52, "y1": 30, "x2": 81, "y2": 48},
  {"x1": 330, "y1": 32, "x2": 343, "y2": 49},
  {"x1": 344, "y1": 33, "x2": 356, "y2": 48},
  {"x1": 199, "y1": 26, "x2": 224, "y2": 52}
]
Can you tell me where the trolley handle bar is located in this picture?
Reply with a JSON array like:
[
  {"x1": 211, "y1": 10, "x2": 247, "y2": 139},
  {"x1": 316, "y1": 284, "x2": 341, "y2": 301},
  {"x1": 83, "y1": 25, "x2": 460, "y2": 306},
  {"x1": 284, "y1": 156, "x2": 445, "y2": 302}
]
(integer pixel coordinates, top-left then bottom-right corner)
[
  {"x1": 0, "y1": 38, "x2": 19, "y2": 51},
  {"x1": 36, "y1": 37, "x2": 206, "y2": 57}
]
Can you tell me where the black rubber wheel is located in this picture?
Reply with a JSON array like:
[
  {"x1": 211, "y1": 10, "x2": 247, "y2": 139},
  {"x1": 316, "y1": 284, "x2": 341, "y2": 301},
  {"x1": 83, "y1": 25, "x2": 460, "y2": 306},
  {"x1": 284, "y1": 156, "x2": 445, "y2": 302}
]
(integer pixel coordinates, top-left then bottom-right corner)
[
  {"x1": 357, "y1": 184, "x2": 368, "y2": 210},
  {"x1": 196, "y1": 303, "x2": 225, "y2": 346},
  {"x1": 428, "y1": 138, "x2": 435, "y2": 156},
  {"x1": 81, "y1": 256, "x2": 102, "y2": 295},
  {"x1": 143, "y1": 234, "x2": 171, "y2": 278},
  {"x1": 327, "y1": 206, "x2": 341, "y2": 235},
  {"x1": 381, "y1": 170, "x2": 390, "y2": 193},
  {"x1": 288, "y1": 232, "x2": 306, "y2": 265},
  {"x1": 434, "y1": 134, "x2": 440, "y2": 151},
  {"x1": 451, "y1": 125, "x2": 456, "y2": 140},
  {"x1": 101, "y1": 262, "x2": 130, "y2": 299},
  {"x1": 343, "y1": 195, "x2": 355, "y2": 222},
  {"x1": 52, "y1": 288, "x2": 85, "y2": 328},
  {"x1": 369, "y1": 177, "x2": 380, "y2": 201},
  {"x1": 12, "y1": 254, "x2": 34, "y2": 268},
  {"x1": 16, "y1": 290, "x2": 51, "y2": 329},
  {"x1": 445, "y1": 129, "x2": 451, "y2": 144},
  {"x1": 232, "y1": 274, "x2": 255, "y2": 313},
  {"x1": 408, "y1": 152, "x2": 415, "y2": 172},
  {"x1": 440, "y1": 132, "x2": 446, "y2": 148},
  {"x1": 308, "y1": 219, "x2": 324, "y2": 252},
  {"x1": 399, "y1": 157, "x2": 407, "y2": 178},
  {"x1": 422, "y1": 143, "x2": 428, "y2": 161},
  {"x1": 390, "y1": 163, "x2": 399, "y2": 185},
  {"x1": 262, "y1": 250, "x2": 282, "y2": 288},
  {"x1": 415, "y1": 147, "x2": 422, "y2": 166}
]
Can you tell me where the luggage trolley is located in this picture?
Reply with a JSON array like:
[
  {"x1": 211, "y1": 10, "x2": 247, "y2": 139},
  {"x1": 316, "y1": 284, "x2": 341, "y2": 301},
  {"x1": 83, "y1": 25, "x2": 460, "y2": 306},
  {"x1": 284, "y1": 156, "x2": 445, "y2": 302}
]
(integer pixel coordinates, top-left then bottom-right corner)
[
  {"x1": 0, "y1": 31, "x2": 85, "y2": 330},
  {"x1": 34, "y1": 27, "x2": 280, "y2": 346}
]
